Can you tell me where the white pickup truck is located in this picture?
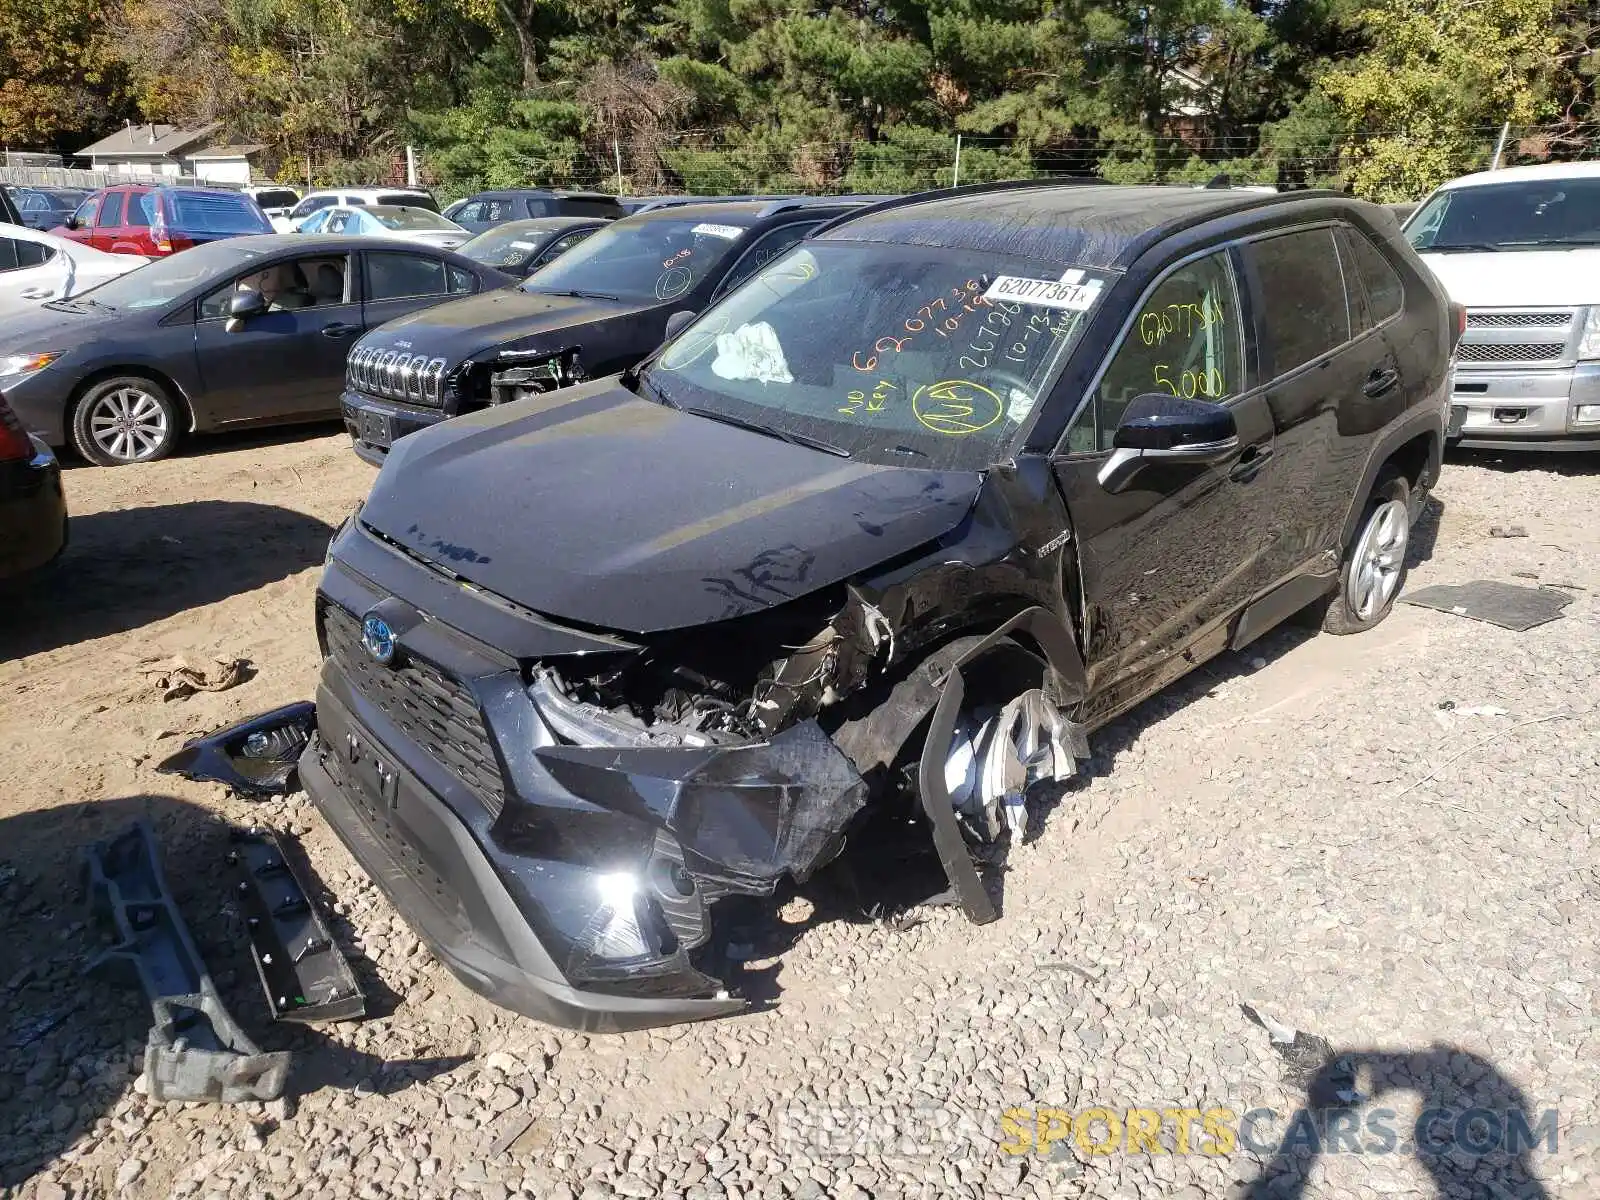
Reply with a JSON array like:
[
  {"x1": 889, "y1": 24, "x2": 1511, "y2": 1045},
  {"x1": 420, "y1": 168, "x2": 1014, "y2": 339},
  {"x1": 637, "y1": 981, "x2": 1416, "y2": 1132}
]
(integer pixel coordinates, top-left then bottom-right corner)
[{"x1": 1405, "y1": 161, "x2": 1600, "y2": 452}]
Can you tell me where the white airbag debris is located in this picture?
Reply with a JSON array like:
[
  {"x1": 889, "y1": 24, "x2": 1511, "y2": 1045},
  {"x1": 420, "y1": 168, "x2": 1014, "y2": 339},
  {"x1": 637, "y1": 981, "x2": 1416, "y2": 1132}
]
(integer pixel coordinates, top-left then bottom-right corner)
[{"x1": 711, "y1": 321, "x2": 793, "y2": 384}]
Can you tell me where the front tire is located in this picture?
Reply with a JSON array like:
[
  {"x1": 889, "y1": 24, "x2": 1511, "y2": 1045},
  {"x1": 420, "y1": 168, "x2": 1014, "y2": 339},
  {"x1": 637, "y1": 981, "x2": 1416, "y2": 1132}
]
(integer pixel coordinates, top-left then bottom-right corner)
[
  {"x1": 71, "y1": 377, "x2": 181, "y2": 466},
  {"x1": 1320, "y1": 469, "x2": 1411, "y2": 635}
]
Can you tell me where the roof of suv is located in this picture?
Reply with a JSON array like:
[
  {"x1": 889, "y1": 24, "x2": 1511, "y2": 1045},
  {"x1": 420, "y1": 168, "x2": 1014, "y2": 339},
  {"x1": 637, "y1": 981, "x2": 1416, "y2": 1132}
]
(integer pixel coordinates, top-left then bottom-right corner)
[
  {"x1": 624, "y1": 196, "x2": 872, "y2": 228},
  {"x1": 820, "y1": 182, "x2": 1343, "y2": 270},
  {"x1": 468, "y1": 189, "x2": 618, "y2": 201},
  {"x1": 1431, "y1": 160, "x2": 1600, "y2": 192}
]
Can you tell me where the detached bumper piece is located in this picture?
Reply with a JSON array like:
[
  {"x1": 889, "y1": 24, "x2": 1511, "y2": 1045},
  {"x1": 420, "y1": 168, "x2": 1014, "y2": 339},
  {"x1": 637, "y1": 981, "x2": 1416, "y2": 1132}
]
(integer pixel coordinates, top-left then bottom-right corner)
[
  {"x1": 84, "y1": 822, "x2": 291, "y2": 1102},
  {"x1": 156, "y1": 702, "x2": 316, "y2": 797},
  {"x1": 228, "y1": 828, "x2": 365, "y2": 1023}
]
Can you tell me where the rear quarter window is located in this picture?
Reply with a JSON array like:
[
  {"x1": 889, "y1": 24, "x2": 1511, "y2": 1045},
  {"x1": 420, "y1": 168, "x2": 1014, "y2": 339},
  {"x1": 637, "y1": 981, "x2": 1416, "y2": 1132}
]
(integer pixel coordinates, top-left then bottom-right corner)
[
  {"x1": 1343, "y1": 229, "x2": 1405, "y2": 323},
  {"x1": 1246, "y1": 227, "x2": 1352, "y2": 375}
]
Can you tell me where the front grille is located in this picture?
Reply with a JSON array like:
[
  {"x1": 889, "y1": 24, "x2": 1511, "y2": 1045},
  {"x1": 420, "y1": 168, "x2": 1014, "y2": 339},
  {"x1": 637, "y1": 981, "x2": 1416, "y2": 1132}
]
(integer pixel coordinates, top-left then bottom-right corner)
[
  {"x1": 346, "y1": 344, "x2": 448, "y2": 408},
  {"x1": 1456, "y1": 341, "x2": 1566, "y2": 363},
  {"x1": 322, "y1": 604, "x2": 507, "y2": 816},
  {"x1": 1467, "y1": 311, "x2": 1573, "y2": 328}
]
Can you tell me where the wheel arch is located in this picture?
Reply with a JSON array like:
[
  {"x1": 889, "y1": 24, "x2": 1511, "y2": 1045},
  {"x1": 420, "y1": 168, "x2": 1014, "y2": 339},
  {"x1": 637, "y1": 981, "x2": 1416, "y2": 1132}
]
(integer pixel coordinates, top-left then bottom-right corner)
[
  {"x1": 1337, "y1": 412, "x2": 1442, "y2": 549},
  {"x1": 69, "y1": 366, "x2": 198, "y2": 435}
]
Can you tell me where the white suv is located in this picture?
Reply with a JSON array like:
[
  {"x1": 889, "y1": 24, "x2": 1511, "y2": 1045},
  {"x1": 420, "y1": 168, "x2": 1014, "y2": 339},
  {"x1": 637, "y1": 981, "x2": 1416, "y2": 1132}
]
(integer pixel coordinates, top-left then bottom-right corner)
[
  {"x1": 274, "y1": 187, "x2": 439, "y2": 233},
  {"x1": 1405, "y1": 161, "x2": 1600, "y2": 452}
]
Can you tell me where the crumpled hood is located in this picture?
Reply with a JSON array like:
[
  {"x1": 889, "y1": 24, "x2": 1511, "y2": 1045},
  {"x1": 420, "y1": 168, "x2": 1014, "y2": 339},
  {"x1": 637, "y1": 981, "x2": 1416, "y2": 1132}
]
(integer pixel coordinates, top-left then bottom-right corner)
[
  {"x1": 361, "y1": 380, "x2": 982, "y2": 633},
  {"x1": 358, "y1": 288, "x2": 658, "y2": 363},
  {"x1": 1420, "y1": 249, "x2": 1600, "y2": 308}
]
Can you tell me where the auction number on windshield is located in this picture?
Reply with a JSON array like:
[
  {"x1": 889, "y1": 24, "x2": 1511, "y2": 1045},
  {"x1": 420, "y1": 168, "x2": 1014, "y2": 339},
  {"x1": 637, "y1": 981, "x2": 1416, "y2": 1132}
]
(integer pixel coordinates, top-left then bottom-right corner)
[{"x1": 912, "y1": 379, "x2": 1002, "y2": 436}]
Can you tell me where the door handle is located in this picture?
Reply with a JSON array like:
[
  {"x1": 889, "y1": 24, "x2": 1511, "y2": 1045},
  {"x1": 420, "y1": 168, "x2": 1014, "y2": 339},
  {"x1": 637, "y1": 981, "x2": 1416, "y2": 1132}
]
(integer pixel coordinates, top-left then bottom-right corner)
[
  {"x1": 321, "y1": 322, "x2": 361, "y2": 338},
  {"x1": 1362, "y1": 366, "x2": 1400, "y2": 397},
  {"x1": 1229, "y1": 442, "x2": 1273, "y2": 481}
]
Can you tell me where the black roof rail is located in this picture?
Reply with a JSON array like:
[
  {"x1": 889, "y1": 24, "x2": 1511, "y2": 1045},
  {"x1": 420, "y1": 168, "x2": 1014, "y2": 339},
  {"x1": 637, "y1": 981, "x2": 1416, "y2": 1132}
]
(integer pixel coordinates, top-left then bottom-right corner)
[
  {"x1": 807, "y1": 175, "x2": 1106, "y2": 236},
  {"x1": 754, "y1": 194, "x2": 891, "y2": 219}
]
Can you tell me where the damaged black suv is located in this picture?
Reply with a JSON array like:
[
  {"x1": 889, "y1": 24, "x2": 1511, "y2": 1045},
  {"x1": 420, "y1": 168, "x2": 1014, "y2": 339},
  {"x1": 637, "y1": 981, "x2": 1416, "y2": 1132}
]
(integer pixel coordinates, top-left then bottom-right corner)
[
  {"x1": 298, "y1": 181, "x2": 1453, "y2": 1031},
  {"x1": 340, "y1": 197, "x2": 872, "y2": 464}
]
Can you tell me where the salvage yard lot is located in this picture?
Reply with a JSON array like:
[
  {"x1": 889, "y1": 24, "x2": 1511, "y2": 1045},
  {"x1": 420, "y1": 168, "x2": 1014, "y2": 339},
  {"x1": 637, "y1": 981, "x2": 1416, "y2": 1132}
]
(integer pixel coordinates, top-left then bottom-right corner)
[{"x1": 1, "y1": 434, "x2": 1596, "y2": 1200}]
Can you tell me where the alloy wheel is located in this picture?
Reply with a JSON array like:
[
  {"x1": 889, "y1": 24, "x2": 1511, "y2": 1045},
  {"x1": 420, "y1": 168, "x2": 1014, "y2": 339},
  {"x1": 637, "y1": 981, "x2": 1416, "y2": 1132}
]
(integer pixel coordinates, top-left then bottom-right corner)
[
  {"x1": 1345, "y1": 498, "x2": 1409, "y2": 621},
  {"x1": 87, "y1": 387, "x2": 169, "y2": 463}
]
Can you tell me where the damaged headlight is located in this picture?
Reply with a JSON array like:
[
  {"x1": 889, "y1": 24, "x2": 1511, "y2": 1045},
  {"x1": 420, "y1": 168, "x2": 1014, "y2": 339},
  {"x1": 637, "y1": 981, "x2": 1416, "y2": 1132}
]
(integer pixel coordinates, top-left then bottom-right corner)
[{"x1": 528, "y1": 667, "x2": 736, "y2": 748}]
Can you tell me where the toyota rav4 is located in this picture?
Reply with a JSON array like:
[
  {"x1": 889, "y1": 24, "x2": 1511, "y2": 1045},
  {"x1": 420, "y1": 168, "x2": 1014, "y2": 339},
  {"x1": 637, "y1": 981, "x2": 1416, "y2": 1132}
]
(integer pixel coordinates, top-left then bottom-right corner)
[{"x1": 296, "y1": 181, "x2": 1455, "y2": 1031}]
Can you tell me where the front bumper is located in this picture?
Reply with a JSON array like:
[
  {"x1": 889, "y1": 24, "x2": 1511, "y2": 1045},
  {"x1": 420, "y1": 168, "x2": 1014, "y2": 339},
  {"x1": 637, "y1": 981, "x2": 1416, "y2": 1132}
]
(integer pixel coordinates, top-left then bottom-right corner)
[
  {"x1": 2, "y1": 370, "x2": 72, "y2": 447},
  {"x1": 1448, "y1": 364, "x2": 1600, "y2": 450},
  {"x1": 0, "y1": 438, "x2": 67, "y2": 579},
  {"x1": 341, "y1": 389, "x2": 449, "y2": 466},
  {"x1": 301, "y1": 692, "x2": 747, "y2": 1032},
  {"x1": 299, "y1": 531, "x2": 868, "y2": 1029}
]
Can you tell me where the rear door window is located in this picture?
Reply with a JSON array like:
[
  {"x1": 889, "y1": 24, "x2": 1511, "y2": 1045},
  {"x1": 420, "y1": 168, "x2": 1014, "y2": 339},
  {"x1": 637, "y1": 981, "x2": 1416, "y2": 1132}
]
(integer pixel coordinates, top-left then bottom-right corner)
[
  {"x1": 128, "y1": 193, "x2": 154, "y2": 228},
  {"x1": 366, "y1": 251, "x2": 449, "y2": 300},
  {"x1": 16, "y1": 239, "x2": 52, "y2": 267},
  {"x1": 1246, "y1": 228, "x2": 1352, "y2": 376}
]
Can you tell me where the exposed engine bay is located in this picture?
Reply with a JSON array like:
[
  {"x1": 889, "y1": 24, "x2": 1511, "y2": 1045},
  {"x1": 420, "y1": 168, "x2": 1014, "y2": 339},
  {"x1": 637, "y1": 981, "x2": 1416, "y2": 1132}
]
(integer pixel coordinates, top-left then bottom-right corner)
[{"x1": 527, "y1": 585, "x2": 895, "y2": 748}]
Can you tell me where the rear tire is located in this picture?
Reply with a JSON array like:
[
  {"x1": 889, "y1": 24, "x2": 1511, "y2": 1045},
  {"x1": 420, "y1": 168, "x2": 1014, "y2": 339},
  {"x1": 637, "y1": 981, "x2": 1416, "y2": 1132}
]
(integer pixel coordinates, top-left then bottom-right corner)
[
  {"x1": 71, "y1": 376, "x2": 181, "y2": 467},
  {"x1": 1319, "y1": 469, "x2": 1411, "y2": 635}
]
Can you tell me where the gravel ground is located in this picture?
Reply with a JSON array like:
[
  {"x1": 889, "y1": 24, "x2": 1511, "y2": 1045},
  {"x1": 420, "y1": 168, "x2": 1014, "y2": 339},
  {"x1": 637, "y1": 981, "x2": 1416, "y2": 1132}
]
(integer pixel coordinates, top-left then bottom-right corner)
[{"x1": 1, "y1": 435, "x2": 1596, "y2": 1200}]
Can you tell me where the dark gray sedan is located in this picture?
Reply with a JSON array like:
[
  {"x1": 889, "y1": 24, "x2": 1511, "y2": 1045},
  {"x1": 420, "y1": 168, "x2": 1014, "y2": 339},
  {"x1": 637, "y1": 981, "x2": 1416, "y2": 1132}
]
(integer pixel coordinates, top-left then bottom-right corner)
[{"x1": 0, "y1": 234, "x2": 513, "y2": 466}]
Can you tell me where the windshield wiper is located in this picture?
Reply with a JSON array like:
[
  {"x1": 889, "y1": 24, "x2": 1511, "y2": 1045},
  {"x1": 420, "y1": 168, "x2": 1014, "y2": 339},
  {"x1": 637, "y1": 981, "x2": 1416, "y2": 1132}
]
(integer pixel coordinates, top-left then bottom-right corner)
[
  {"x1": 680, "y1": 406, "x2": 851, "y2": 457},
  {"x1": 1421, "y1": 242, "x2": 1503, "y2": 253},
  {"x1": 526, "y1": 287, "x2": 623, "y2": 302},
  {"x1": 1499, "y1": 237, "x2": 1600, "y2": 249}
]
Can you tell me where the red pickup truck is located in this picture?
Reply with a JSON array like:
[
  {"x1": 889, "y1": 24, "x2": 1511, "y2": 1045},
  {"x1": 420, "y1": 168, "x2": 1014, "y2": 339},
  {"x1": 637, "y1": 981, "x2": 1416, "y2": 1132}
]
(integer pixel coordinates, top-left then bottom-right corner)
[{"x1": 54, "y1": 185, "x2": 273, "y2": 256}]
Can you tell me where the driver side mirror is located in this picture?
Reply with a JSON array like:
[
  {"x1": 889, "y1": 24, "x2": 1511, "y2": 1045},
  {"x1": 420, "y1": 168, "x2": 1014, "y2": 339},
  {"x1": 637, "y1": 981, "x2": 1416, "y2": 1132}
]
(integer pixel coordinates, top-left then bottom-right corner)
[
  {"x1": 1097, "y1": 394, "x2": 1238, "y2": 493},
  {"x1": 663, "y1": 309, "x2": 697, "y2": 342},
  {"x1": 225, "y1": 289, "x2": 267, "y2": 333},
  {"x1": 64, "y1": 216, "x2": 80, "y2": 231}
]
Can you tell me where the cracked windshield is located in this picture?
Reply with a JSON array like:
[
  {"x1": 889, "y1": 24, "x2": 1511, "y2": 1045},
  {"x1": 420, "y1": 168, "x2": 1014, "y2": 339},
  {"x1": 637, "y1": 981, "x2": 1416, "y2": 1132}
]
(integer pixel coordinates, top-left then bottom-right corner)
[{"x1": 645, "y1": 243, "x2": 1113, "y2": 469}]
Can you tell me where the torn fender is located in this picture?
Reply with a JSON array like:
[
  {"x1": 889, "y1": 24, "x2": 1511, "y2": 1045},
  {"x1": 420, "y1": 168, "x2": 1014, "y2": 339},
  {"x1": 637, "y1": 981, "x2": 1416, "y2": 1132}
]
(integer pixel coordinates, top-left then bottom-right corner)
[
  {"x1": 157, "y1": 702, "x2": 316, "y2": 797},
  {"x1": 907, "y1": 609, "x2": 1090, "y2": 927},
  {"x1": 533, "y1": 719, "x2": 868, "y2": 896}
]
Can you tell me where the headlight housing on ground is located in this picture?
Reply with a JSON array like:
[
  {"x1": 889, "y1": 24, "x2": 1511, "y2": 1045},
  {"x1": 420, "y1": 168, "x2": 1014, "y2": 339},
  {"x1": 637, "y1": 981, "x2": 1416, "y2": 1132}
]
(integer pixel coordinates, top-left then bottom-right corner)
[{"x1": 0, "y1": 352, "x2": 61, "y2": 378}]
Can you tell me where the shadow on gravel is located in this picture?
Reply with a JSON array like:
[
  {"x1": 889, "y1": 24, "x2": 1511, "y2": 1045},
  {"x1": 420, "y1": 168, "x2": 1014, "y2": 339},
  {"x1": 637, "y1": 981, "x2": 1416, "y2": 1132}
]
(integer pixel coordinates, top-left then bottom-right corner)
[
  {"x1": 0, "y1": 793, "x2": 463, "y2": 1190},
  {"x1": 0, "y1": 501, "x2": 335, "y2": 660},
  {"x1": 1407, "y1": 494, "x2": 1444, "y2": 569},
  {"x1": 1244, "y1": 1044, "x2": 1554, "y2": 1198}
]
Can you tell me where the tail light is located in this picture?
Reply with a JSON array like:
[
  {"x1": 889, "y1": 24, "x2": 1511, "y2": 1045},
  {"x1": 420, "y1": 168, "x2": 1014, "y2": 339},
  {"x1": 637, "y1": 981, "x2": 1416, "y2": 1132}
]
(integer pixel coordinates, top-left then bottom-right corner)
[{"x1": 0, "y1": 394, "x2": 34, "y2": 462}]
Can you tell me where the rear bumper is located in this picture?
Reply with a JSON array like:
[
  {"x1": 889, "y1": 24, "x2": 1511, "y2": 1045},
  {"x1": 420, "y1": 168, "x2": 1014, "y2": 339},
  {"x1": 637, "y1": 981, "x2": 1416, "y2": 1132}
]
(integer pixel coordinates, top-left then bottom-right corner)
[
  {"x1": 0, "y1": 439, "x2": 68, "y2": 579},
  {"x1": 340, "y1": 389, "x2": 448, "y2": 465},
  {"x1": 1447, "y1": 363, "x2": 1600, "y2": 449}
]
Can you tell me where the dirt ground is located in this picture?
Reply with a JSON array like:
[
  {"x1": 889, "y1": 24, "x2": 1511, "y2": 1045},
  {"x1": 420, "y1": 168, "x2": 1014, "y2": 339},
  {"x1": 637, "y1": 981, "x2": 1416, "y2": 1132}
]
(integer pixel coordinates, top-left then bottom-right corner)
[{"x1": 2, "y1": 430, "x2": 1596, "y2": 1200}]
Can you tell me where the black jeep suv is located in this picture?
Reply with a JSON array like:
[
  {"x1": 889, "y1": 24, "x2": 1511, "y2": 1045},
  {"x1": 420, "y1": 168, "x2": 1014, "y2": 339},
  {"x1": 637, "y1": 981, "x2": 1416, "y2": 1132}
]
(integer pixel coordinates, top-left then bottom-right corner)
[
  {"x1": 298, "y1": 181, "x2": 1454, "y2": 1031},
  {"x1": 340, "y1": 197, "x2": 874, "y2": 463}
]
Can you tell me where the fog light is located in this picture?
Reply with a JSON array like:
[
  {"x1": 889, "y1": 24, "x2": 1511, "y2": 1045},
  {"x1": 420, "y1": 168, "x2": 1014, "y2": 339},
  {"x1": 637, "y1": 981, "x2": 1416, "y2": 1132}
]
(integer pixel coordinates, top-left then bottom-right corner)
[
  {"x1": 1575, "y1": 404, "x2": 1600, "y2": 425},
  {"x1": 584, "y1": 872, "x2": 651, "y2": 960}
]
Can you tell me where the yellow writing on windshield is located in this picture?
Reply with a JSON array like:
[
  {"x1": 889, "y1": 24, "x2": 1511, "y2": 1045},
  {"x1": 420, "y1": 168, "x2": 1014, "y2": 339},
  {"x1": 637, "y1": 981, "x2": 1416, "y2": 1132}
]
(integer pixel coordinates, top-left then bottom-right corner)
[{"x1": 912, "y1": 379, "x2": 1002, "y2": 435}]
